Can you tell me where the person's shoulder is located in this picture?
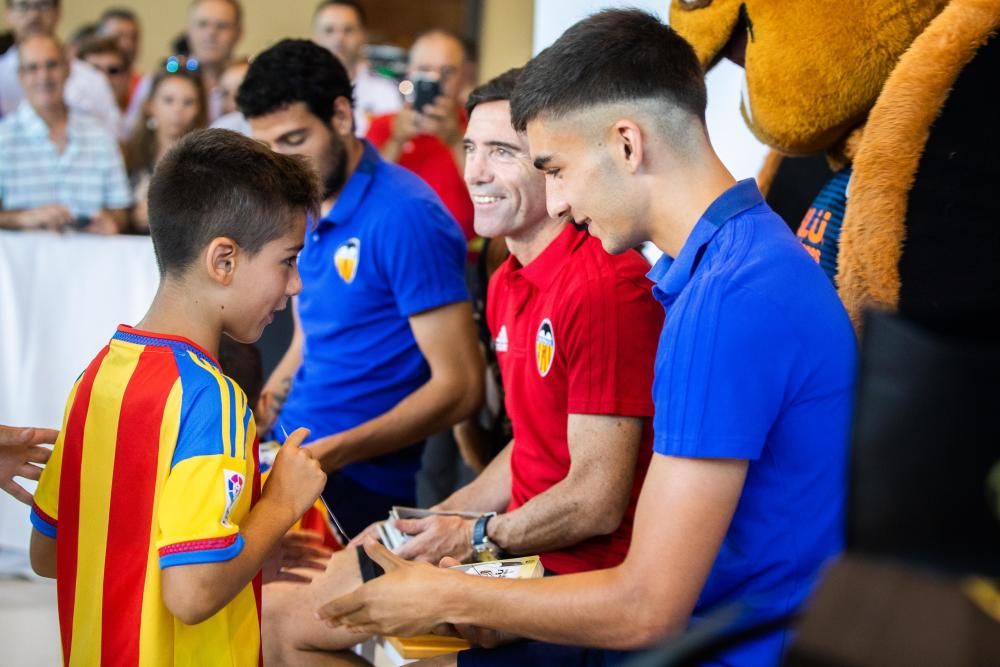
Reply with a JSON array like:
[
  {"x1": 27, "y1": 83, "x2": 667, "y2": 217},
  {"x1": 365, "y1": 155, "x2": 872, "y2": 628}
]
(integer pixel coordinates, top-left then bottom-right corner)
[{"x1": 569, "y1": 232, "x2": 653, "y2": 292}]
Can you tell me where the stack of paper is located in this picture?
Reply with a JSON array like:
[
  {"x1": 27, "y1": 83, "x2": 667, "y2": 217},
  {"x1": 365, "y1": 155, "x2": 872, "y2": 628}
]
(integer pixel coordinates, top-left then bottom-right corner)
[{"x1": 377, "y1": 506, "x2": 481, "y2": 552}]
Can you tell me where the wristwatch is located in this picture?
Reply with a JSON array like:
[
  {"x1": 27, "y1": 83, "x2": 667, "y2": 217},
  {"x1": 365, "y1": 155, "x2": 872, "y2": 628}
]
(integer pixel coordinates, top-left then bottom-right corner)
[{"x1": 471, "y1": 512, "x2": 501, "y2": 562}]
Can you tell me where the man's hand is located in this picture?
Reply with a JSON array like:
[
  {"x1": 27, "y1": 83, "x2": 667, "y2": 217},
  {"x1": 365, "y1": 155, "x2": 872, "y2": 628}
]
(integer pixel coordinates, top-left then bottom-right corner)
[
  {"x1": 418, "y1": 96, "x2": 463, "y2": 147},
  {"x1": 262, "y1": 529, "x2": 334, "y2": 584},
  {"x1": 0, "y1": 426, "x2": 56, "y2": 505},
  {"x1": 17, "y1": 205, "x2": 73, "y2": 231},
  {"x1": 262, "y1": 428, "x2": 327, "y2": 521},
  {"x1": 389, "y1": 104, "x2": 422, "y2": 146},
  {"x1": 84, "y1": 210, "x2": 121, "y2": 235},
  {"x1": 436, "y1": 555, "x2": 516, "y2": 648},
  {"x1": 393, "y1": 515, "x2": 475, "y2": 563},
  {"x1": 346, "y1": 520, "x2": 384, "y2": 549},
  {"x1": 317, "y1": 540, "x2": 458, "y2": 637}
]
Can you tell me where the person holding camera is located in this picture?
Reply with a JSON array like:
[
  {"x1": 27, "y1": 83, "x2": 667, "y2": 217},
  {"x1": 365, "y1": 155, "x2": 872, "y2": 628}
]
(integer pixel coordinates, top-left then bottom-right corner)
[{"x1": 366, "y1": 30, "x2": 475, "y2": 243}]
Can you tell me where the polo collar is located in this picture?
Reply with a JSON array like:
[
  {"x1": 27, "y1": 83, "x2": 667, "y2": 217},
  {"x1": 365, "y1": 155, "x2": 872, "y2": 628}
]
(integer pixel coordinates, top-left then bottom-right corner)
[
  {"x1": 511, "y1": 222, "x2": 586, "y2": 289},
  {"x1": 320, "y1": 140, "x2": 381, "y2": 228},
  {"x1": 648, "y1": 179, "x2": 763, "y2": 300}
]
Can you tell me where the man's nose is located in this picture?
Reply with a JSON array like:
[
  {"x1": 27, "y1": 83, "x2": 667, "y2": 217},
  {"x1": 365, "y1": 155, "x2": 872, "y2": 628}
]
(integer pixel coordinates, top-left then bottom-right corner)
[
  {"x1": 545, "y1": 183, "x2": 570, "y2": 221},
  {"x1": 464, "y1": 149, "x2": 492, "y2": 187}
]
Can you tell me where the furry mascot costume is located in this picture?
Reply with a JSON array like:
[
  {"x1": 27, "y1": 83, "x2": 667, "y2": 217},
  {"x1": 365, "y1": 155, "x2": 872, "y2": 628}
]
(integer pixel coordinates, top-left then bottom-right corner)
[{"x1": 667, "y1": 2, "x2": 1000, "y2": 663}]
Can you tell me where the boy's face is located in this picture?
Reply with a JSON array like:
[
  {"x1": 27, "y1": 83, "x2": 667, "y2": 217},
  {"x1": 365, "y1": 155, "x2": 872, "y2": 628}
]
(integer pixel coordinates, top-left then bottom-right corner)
[
  {"x1": 224, "y1": 213, "x2": 306, "y2": 343},
  {"x1": 526, "y1": 114, "x2": 646, "y2": 255}
]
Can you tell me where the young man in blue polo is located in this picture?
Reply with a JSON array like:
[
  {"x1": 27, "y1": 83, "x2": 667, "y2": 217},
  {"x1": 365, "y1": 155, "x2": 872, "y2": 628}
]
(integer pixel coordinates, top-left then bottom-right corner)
[
  {"x1": 237, "y1": 40, "x2": 483, "y2": 536},
  {"x1": 316, "y1": 10, "x2": 858, "y2": 667}
]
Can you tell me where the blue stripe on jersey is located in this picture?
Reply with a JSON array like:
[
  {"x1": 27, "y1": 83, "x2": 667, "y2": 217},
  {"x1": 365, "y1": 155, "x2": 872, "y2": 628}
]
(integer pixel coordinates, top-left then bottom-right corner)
[
  {"x1": 170, "y1": 349, "x2": 227, "y2": 467},
  {"x1": 224, "y1": 376, "x2": 237, "y2": 459}
]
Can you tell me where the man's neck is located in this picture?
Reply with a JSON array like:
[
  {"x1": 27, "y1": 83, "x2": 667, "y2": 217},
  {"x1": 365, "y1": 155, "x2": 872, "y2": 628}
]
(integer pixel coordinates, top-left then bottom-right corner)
[
  {"x1": 320, "y1": 135, "x2": 365, "y2": 217},
  {"x1": 507, "y1": 216, "x2": 566, "y2": 267},
  {"x1": 647, "y1": 151, "x2": 736, "y2": 258},
  {"x1": 35, "y1": 103, "x2": 68, "y2": 129},
  {"x1": 136, "y1": 278, "x2": 223, "y2": 360}
]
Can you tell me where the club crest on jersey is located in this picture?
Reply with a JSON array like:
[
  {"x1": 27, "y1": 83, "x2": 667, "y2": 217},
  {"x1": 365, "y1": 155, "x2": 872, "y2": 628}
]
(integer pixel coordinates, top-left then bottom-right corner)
[
  {"x1": 334, "y1": 238, "x2": 361, "y2": 284},
  {"x1": 535, "y1": 319, "x2": 555, "y2": 377},
  {"x1": 495, "y1": 325, "x2": 509, "y2": 353},
  {"x1": 221, "y1": 470, "x2": 245, "y2": 527}
]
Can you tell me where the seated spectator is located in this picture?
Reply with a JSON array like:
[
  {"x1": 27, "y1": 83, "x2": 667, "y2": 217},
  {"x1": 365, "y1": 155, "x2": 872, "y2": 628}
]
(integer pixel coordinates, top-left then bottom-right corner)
[
  {"x1": 124, "y1": 68, "x2": 207, "y2": 232},
  {"x1": 0, "y1": 0, "x2": 120, "y2": 135},
  {"x1": 0, "y1": 33, "x2": 130, "y2": 233},
  {"x1": 77, "y1": 37, "x2": 129, "y2": 116},
  {"x1": 210, "y1": 56, "x2": 250, "y2": 135},
  {"x1": 96, "y1": 7, "x2": 144, "y2": 135},
  {"x1": 367, "y1": 30, "x2": 474, "y2": 243},
  {"x1": 311, "y1": 0, "x2": 401, "y2": 136},
  {"x1": 187, "y1": 0, "x2": 242, "y2": 122}
]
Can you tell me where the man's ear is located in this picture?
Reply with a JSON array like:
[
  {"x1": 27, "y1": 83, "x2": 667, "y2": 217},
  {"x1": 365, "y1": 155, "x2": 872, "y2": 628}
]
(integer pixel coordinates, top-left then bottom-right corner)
[
  {"x1": 205, "y1": 237, "x2": 239, "y2": 286},
  {"x1": 332, "y1": 96, "x2": 355, "y2": 138},
  {"x1": 612, "y1": 120, "x2": 645, "y2": 175}
]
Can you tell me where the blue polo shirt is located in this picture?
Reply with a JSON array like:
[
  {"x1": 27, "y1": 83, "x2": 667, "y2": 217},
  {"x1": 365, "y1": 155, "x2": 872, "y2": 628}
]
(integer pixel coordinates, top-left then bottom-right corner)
[
  {"x1": 276, "y1": 141, "x2": 468, "y2": 499},
  {"x1": 648, "y1": 179, "x2": 856, "y2": 666}
]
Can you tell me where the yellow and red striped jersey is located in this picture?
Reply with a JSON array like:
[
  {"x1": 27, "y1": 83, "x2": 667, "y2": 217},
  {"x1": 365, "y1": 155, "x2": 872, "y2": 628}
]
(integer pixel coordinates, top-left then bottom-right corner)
[{"x1": 30, "y1": 325, "x2": 262, "y2": 666}]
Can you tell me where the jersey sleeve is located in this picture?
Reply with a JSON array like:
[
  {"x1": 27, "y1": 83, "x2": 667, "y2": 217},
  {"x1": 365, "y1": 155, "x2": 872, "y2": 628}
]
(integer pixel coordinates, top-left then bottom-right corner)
[
  {"x1": 653, "y1": 284, "x2": 801, "y2": 460},
  {"x1": 29, "y1": 379, "x2": 83, "y2": 538},
  {"x1": 378, "y1": 199, "x2": 469, "y2": 317},
  {"x1": 156, "y1": 371, "x2": 254, "y2": 569},
  {"x1": 564, "y1": 270, "x2": 662, "y2": 418}
]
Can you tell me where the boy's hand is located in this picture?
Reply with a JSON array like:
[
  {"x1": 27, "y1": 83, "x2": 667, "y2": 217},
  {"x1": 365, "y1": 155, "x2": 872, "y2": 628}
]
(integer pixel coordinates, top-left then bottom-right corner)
[{"x1": 263, "y1": 428, "x2": 326, "y2": 521}]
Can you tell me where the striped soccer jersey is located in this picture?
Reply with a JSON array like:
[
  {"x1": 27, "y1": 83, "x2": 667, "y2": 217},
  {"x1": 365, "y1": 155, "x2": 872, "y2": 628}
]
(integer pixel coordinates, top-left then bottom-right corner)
[{"x1": 30, "y1": 325, "x2": 261, "y2": 666}]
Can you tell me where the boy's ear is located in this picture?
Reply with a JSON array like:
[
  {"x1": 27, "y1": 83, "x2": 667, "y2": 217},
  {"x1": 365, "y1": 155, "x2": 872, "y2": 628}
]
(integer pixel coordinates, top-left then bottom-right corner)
[
  {"x1": 205, "y1": 237, "x2": 239, "y2": 286},
  {"x1": 612, "y1": 120, "x2": 645, "y2": 175}
]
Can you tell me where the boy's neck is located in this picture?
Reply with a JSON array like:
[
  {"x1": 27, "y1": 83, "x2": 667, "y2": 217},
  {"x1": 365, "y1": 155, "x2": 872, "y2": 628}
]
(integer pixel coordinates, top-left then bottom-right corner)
[
  {"x1": 135, "y1": 278, "x2": 223, "y2": 361},
  {"x1": 647, "y1": 150, "x2": 736, "y2": 258}
]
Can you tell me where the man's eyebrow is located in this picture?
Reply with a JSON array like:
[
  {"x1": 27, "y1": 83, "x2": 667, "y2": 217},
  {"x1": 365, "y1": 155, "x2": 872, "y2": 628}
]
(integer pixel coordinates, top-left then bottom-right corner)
[
  {"x1": 533, "y1": 154, "x2": 553, "y2": 170},
  {"x1": 486, "y1": 140, "x2": 522, "y2": 153},
  {"x1": 285, "y1": 243, "x2": 304, "y2": 252}
]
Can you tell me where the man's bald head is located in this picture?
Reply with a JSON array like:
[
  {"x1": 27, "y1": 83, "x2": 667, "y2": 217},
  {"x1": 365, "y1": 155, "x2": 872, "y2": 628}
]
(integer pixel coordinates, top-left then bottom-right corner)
[
  {"x1": 17, "y1": 32, "x2": 68, "y2": 114},
  {"x1": 408, "y1": 29, "x2": 467, "y2": 101}
]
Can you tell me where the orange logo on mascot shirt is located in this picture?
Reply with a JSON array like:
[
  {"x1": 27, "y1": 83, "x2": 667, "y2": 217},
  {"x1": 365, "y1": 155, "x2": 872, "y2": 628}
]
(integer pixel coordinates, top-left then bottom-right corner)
[
  {"x1": 334, "y1": 238, "x2": 360, "y2": 284},
  {"x1": 536, "y1": 319, "x2": 555, "y2": 377}
]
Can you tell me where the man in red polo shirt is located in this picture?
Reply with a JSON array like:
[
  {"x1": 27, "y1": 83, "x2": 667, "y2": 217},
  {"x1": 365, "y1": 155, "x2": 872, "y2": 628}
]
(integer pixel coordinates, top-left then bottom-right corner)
[
  {"x1": 257, "y1": 67, "x2": 664, "y2": 667},
  {"x1": 366, "y1": 29, "x2": 475, "y2": 243},
  {"x1": 363, "y1": 68, "x2": 663, "y2": 575}
]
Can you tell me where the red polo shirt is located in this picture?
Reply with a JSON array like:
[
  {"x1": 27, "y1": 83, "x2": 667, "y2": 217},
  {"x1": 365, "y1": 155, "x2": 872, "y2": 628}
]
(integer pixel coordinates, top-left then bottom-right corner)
[
  {"x1": 486, "y1": 223, "x2": 663, "y2": 574},
  {"x1": 366, "y1": 112, "x2": 475, "y2": 243}
]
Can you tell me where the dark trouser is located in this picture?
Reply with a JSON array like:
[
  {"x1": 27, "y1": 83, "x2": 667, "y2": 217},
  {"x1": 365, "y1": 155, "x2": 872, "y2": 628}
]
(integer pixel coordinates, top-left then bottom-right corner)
[
  {"x1": 320, "y1": 470, "x2": 414, "y2": 539},
  {"x1": 416, "y1": 430, "x2": 477, "y2": 507},
  {"x1": 458, "y1": 642, "x2": 634, "y2": 667}
]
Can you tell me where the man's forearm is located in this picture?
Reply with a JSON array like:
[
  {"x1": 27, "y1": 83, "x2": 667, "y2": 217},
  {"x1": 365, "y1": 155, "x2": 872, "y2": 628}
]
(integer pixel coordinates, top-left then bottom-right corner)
[
  {"x1": 0, "y1": 210, "x2": 24, "y2": 229},
  {"x1": 378, "y1": 138, "x2": 404, "y2": 163},
  {"x1": 312, "y1": 374, "x2": 477, "y2": 472},
  {"x1": 442, "y1": 564, "x2": 677, "y2": 649},
  {"x1": 435, "y1": 442, "x2": 512, "y2": 513},
  {"x1": 488, "y1": 474, "x2": 622, "y2": 556}
]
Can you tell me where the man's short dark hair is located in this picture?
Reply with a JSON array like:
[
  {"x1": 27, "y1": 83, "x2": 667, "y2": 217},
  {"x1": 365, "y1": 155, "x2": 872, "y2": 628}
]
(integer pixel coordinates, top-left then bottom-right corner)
[
  {"x1": 237, "y1": 38, "x2": 353, "y2": 123},
  {"x1": 97, "y1": 7, "x2": 138, "y2": 28},
  {"x1": 148, "y1": 129, "x2": 320, "y2": 277},
  {"x1": 313, "y1": 0, "x2": 367, "y2": 28},
  {"x1": 466, "y1": 67, "x2": 521, "y2": 117},
  {"x1": 510, "y1": 9, "x2": 707, "y2": 132}
]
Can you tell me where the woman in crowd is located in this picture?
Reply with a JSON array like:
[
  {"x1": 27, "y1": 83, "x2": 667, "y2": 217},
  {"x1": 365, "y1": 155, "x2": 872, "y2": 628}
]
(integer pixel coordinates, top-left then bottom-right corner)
[{"x1": 124, "y1": 67, "x2": 207, "y2": 232}]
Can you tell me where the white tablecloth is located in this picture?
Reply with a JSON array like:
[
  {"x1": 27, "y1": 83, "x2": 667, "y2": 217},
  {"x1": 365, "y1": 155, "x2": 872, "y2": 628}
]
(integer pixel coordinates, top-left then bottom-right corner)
[{"x1": 0, "y1": 230, "x2": 159, "y2": 550}]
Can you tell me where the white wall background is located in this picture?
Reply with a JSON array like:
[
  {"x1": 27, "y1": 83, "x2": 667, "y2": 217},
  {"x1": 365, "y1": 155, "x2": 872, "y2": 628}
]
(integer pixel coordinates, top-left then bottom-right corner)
[{"x1": 533, "y1": 0, "x2": 768, "y2": 181}]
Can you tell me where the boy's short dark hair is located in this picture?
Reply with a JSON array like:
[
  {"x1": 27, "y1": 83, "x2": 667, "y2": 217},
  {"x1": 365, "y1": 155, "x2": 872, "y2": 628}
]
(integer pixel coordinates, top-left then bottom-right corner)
[
  {"x1": 465, "y1": 67, "x2": 521, "y2": 117},
  {"x1": 314, "y1": 0, "x2": 367, "y2": 27},
  {"x1": 510, "y1": 9, "x2": 707, "y2": 132},
  {"x1": 148, "y1": 129, "x2": 320, "y2": 277},
  {"x1": 237, "y1": 38, "x2": 353, "y2": 123}
]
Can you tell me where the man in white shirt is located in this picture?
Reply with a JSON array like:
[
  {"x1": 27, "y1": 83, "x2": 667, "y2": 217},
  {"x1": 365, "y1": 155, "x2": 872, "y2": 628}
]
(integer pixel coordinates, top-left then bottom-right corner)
[
  {"x1": 0, "y1": 0, "x2": 120, "y2": 134},
  {"x1": 311, "y1": 0, "x2": 401, "y2": 136},
  {"x1": 0, "y1": 34, "x2": 131, "y2": 233}
]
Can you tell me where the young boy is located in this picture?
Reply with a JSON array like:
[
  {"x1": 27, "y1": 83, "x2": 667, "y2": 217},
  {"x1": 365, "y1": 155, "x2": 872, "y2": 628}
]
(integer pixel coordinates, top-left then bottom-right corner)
[{"x1": 28, "y1": 129, "x2": 328, "y2": 666}]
